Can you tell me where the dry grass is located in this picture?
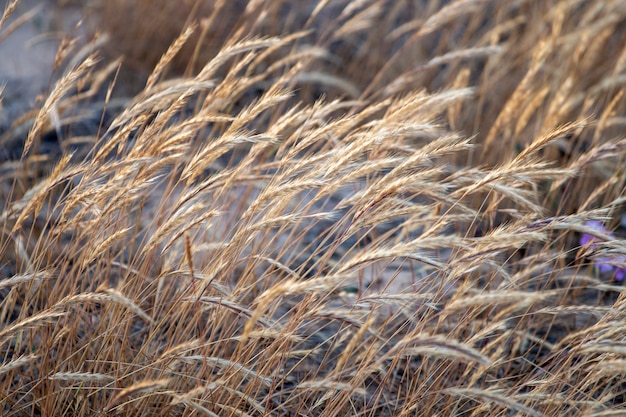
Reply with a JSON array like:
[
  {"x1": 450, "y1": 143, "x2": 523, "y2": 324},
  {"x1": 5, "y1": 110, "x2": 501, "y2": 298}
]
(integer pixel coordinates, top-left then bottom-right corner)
[{"x1": 1, "y1": 0, "x2": 626, "y2": 416}]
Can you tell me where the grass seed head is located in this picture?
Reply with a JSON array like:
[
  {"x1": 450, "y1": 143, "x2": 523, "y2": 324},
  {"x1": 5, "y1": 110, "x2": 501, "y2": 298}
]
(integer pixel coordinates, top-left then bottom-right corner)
[{"x1": 1, "y1": 0, "x2": 626, "y2": 416}]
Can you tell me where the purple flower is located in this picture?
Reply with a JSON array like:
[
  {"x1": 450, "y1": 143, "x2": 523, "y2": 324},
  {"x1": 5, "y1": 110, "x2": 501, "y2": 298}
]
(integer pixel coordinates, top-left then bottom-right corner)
[
  {"x1": 580, "y1": 221, "x2": 626, "y2": 282},
  {"x1": 580, "y1": 221, "x2": 610, "y2": 246}
]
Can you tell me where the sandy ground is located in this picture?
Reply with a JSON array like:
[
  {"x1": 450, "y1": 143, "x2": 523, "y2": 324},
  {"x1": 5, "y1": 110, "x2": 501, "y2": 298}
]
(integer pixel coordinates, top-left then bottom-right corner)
[{"x1": 0, "y1": 0, "x2": 84, "y2": 129}]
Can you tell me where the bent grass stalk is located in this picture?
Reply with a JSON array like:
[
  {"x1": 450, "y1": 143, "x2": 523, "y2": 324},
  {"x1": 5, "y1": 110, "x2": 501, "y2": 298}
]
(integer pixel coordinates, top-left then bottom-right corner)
[{"x1": 1, "y1": 1, "x2": 626, "y2": 416}]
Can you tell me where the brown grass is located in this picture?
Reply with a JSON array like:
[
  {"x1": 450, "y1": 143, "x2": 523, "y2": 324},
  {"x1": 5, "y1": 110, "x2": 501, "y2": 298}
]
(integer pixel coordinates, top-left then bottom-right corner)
[{"x1": 1, "y1": 0, "x2": 626, "y2": 416}]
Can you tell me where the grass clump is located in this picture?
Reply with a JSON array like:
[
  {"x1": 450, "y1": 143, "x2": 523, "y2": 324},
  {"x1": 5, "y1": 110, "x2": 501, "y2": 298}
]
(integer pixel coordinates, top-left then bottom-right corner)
[{"x1": 1, "y1": 0, "x2": 626, "y2": 416}]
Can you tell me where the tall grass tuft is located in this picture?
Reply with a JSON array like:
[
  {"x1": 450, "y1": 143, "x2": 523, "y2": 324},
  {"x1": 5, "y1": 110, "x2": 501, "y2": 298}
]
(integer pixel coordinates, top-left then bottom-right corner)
[{"x1": 1, "y1": 0, "x2": 626, "y2": 416}]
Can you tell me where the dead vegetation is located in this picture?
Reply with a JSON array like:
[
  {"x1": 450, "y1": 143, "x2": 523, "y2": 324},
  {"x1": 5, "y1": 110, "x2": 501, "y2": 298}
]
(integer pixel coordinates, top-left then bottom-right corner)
[{"x1": 1, "y1": 0, "x2": 626, "y2": 416}]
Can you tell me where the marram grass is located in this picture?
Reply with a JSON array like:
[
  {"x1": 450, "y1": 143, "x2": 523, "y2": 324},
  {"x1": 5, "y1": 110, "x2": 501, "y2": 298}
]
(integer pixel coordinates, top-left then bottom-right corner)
[{"x1": 1, "y1": 0, "x2": 626, "y2": 416}]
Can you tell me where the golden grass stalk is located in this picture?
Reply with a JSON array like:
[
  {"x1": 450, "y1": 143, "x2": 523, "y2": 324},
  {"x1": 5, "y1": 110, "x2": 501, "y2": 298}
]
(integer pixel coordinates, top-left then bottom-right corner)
[{"x1": 2, "y1": 0, "x2": 626, "y2": 416}]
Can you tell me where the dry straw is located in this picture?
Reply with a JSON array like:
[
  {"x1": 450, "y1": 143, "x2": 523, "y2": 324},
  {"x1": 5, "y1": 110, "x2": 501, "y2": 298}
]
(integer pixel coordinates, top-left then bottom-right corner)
[{"x1": 1, "y1": 0, "x2": 626, "y2": 416}]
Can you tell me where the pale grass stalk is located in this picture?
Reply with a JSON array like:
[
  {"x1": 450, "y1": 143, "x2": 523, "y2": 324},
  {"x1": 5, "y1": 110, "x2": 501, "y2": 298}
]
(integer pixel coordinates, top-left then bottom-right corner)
[
  {"x1": 337, "y1": 242, "x2": 446, "y2": 273},
  {"x1": 107, "y1": 80, "x2": 216, "y2": 132},
  {"x1": 593, "y1": 91, "x2": 623, "y2": 145},
  {"x1": 170, "y1": 382, "x2": 219, "y2": 403},
  {"x1": 295, "y1": 72, "x2": 361, "y2": 98},
  {"x1": 213, "y1": 404, "x2": 254, "y2": 417},
  {"x1": 445, "y1": 289, "x2": 559, "y2": 312},
  {"x1": 176, "y1": 381, "x2": 268, "y2": 416},
  {"x1": 0, "y1": 1, "x2": 35, "y2": 42},
  {"x1": 578, "y1": 343, "x2": 626, "y2": 356},
  {"x1": 297, "y1": 379, "x2": 366, "y2": 398},
  {"x1": 197, "y1": 37, "x2": 283, "y2": 81},
  {"x1": 336, "y1": 1, "x2": 381, "y2": 34},
  {"x1": 59, "y1": 291, "x2": 153, "y2": 324},
  {"x1": 178, "y1": 355, "x2": 272, "y2": 386},
  {"x1": 424, "y1": 45, "x2": 503, "y2": 69},
  {"x1": 170, "y1": 396, "x2": 221, "y2": 417},
  {"x1": 241, "y1": 275, "x2": 323, "y2": 341},
  {"x1": 0, "y1": 354, "x2": 37, "y2": 376},
  {"x1": 354, "y1": 292, "x2": 440, "y2": 310},
  {"x1": 4, "y1": 153, "x2": 75, "y2": 228},
  {"x1": 143, "y1": 206, "x2": 219, "y2": 255},
  {"x1": 81, "y1": 227, "x2": 131, "y2": 267},
  {"x1": 513, "y1": 85, "x2": 550, "y2": 136},
  {"x1": 443, "y1": 387, "x2": 544, "y2": 417},
  {"x1": 534, "y1": 305, "x2": 611, "y2": 320},
  {"x1": 484, "y1": 40, "x2": 551, "y2": 150},
  {"x1": 48, "y1": 372, "x2": 115, "y2": 383},
  {"x1": 334, "y1": 313, "x2": 375, "y2": 372},
  {"x1": 512, "y1": 119, "x2": 591, "y2": 164},
  {"x1": 24, "y1": 57, "x2": 97, "y2": 156},
  {"x1": 11, "y1": 235, "x2": 33, "y2": 273},
  {"x1": 0, "y1": 309, "x2": 66, "y2": 340},
  {"x1": 556, "y1": 321, "x2": 626, "y2": 350},
  {"x1": 185, "y1": 296, "x2": 276, "y2": 329},
  {"x1": 587, "y1": 359, "x2": 626, "y2": 376},
  {"x1": 382, "y1": 334, "x2": 490, "y2": 367},
  {"x1": 103, "y1": 378, "x2": 171, "y2": 412},
  {"x1": 587, "y1": 411, "x2": 626, "y2": 417},
  {"x1": 146, "y1": 25, "x2": 197, "y2": 90}
]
